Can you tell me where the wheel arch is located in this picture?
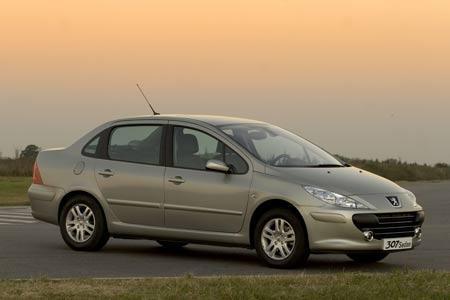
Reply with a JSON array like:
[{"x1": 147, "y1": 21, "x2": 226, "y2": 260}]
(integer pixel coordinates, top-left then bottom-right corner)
[
  {"x1": 249, "y1": 199, "x2": 308, "y2": 248},
  {"x1": 58, "y1": 190, "x2": 108, "y2": 228}
]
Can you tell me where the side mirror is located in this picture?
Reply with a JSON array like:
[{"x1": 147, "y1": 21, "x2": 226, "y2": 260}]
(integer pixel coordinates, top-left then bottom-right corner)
[{"x1": 206, "y1": 159, "x2": 230, "y2": 173}]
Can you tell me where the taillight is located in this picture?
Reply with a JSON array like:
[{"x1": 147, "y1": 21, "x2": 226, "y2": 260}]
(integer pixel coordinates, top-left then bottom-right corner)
[{"x1": 32, "y1": 162, "x2": 44, "y2": 185}]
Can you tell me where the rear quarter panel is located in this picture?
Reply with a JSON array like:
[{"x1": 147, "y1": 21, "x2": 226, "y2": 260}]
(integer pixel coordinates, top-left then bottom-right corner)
[{"x1": 29, "y1": 121, "x2": 115, "y2": 225}]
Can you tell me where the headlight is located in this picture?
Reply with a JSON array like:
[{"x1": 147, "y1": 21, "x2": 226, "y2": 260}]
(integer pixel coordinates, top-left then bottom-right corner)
[
  {"x1": 303, "y1": 186, "x2": 368, "y2": 209},
  {"x1": 405, "y1": 189, "x2": 417, "y2": 207}
]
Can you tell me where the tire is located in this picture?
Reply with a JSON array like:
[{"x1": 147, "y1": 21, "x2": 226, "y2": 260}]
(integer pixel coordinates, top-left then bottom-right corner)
[
  {"x1": 254, "y1": 208, "x2": 309, "y2": 268},
  {"x1": 347, "y1": 252, "x2": 389, "y2": 263},
  {"x1": 59, "y1": 194, "x2": 109, "y2": 251},
  {"x1": 157, "y1": 241, "x2": 188, "y2": 249}
]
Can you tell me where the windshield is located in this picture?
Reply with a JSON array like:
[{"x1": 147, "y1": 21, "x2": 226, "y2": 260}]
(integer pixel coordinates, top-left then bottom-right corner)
[{"x1": 218, "y1": 123, "x2": 345, "y2": 168}]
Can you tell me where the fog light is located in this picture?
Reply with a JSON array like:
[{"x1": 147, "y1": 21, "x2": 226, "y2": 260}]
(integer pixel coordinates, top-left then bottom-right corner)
[
  {"x1": 363, "y1": 231, "x2": 374, "y2": 242},
  {"x1": 414, "y1": 227, "x2": 422, "y2": 239}
]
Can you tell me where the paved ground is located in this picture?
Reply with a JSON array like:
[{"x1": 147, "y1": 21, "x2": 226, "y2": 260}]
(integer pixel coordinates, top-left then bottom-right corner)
[
  {"x1": 0, "y1": 181, "x2": 449, "y2": 279},
  {"x1": 0, "y1": 207, "x2": 38, "y2": 226}
]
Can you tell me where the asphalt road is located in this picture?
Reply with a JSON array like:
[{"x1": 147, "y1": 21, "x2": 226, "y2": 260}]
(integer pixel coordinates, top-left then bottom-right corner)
[{"x1": 0, "y1": 181, "x2": 449, "y2": 279}]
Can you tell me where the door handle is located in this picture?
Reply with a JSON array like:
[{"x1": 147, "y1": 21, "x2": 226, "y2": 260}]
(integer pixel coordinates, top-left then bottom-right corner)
[
  {"x1": 97, "y1": 169, "x2": 114, "y2": 177},
  {"x1": 168, "y1": 176, "x2": 185, "y2": 184}
]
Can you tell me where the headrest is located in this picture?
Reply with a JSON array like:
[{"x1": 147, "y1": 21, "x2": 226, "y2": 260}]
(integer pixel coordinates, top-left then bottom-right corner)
[{"x1": 178, "y1": 134, "x2": 199, "y2": 154}]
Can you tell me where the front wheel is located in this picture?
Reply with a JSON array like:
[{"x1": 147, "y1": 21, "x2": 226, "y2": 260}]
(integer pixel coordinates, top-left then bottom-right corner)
[
  {"x1": 347, "y1": 252, "x2": 389, "y2": 263},
  {"x1": 254, "y1": 208, "x2": 309, "y2": 268},
  {"x1": 59, "y1": 195, "x2": 109, "y2": 251}
]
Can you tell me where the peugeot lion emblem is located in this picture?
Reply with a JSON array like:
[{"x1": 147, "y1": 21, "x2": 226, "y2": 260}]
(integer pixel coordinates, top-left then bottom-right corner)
[{"x1": 386, "y1": 196, "x2": 401, "y2": 207}]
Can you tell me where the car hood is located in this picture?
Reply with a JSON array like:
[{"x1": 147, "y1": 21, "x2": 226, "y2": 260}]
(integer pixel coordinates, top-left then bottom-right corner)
[{"x1": 266, "y1": 166, "x2": 406, "y2": 196}]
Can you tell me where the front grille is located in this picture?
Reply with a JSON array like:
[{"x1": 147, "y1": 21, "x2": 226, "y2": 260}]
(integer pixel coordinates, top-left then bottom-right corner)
[{"x1": 352, "y1": 211, "x2": 424, "y2": 240}]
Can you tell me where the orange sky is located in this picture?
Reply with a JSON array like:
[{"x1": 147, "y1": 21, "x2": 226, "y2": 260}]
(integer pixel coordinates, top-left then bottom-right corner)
[{"x1": 1, "y1": 1, "x2": 449, "y2": 163}]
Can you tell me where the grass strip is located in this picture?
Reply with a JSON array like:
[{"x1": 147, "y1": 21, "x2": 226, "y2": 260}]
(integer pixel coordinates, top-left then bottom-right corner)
[
  {"x1": 0, "y1": 271, "x2": 448, "y2": 299},
  {"x1": 0, "y1": 177, "x2": 31, "y2": 206}
]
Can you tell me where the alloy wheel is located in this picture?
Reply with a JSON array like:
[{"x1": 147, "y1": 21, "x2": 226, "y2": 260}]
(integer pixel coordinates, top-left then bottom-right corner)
[
  {"x1": 261, "y1": 218, "x2": 296, "y2": 260},
  {"x1": 65, "y1": 204, "x2": 96, "y2": 243}
]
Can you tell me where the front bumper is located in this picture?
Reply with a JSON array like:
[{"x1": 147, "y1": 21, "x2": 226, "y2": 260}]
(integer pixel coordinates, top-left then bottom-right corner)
[{"x1": 300, "y1": 206, "x2": 424, "y2": 253}]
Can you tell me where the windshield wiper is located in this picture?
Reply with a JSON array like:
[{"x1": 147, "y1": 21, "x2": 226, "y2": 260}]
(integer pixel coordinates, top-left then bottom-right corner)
[
  {"x1": 308, "y1": 164, "x2": 346, "y2": 168},
  {"x1": 271, "y1": 163, "x2": 349, "y2": 168}
]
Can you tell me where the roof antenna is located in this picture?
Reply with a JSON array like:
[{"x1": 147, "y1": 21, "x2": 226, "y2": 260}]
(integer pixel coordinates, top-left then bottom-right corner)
[{"x1": 136, "y1": 83, "x2": 160, "y2": 115}]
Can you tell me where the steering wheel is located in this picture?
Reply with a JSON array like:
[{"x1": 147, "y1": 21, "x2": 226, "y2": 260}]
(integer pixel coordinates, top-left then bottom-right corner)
[{"x1": 269, "y1": 154, "x2": 291, "y2": 166}]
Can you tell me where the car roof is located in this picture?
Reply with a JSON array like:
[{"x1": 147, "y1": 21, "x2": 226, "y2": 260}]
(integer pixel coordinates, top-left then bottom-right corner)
[{"x1": 112, "y1": 114, "x2": 265, "y2": 127}]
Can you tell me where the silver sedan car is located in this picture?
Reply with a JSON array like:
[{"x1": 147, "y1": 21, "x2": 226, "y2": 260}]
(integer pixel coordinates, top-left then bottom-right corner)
[{"x1": 29, "y1": 115, "x2": 424, "y2": 268}]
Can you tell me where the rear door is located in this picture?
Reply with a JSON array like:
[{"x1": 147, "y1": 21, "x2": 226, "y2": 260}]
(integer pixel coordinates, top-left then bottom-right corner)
[
  {"x1": 164, "y1": 122, "x2": 253, "y2": 233},
  {"x1": 94, "y1": 121, "x2": 167, "y2": 227}
]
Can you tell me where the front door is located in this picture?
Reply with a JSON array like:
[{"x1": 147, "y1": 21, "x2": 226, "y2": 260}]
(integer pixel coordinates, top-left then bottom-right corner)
[
  {"x1": 95, "y1": 123, "x2": 166, "y2": 227},
  {"x1": 164, "y1": 124, "x2": 252, "y2": 233}
]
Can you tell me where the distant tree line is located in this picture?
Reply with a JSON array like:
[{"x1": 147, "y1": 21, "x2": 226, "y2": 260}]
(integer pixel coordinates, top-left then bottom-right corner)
[
  {"x1": 0, "y1": 145, "x2": 40, "y2": 176},
  {"x1": 337, "y1": 155, "x2": 450, "y2": 182}
]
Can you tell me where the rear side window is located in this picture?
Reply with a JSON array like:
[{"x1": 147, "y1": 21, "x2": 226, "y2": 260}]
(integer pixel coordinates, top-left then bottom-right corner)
[
  {"x1": 108, "y1": 125, "x2": 163, "y2": 165},
  {"x1": 82, "y1": 136, "x2": 101, "y2": 157}
]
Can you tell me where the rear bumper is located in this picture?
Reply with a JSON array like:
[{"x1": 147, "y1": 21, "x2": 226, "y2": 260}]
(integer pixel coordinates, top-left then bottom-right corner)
[
  {"x1": 28, "y1": 184, "x2": 65, "y2": 225},
  {"x1": 301, "y1": 206, "x2": 424, "y2": 253}
]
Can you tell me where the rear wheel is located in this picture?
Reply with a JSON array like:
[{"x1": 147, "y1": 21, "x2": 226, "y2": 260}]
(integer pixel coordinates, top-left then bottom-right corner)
[
  {"x1": 347, "y1": 252, "x2": 389, "y2": 263},
  {"x1": 59, "y1": 194, "x2": 109, "y2": 251},
  {"x1": 254, "y1": 208, "x2": 309, "y2": 268},
  {"x1": 157, "y1": 241, "x2": 188, "y2": 249}
]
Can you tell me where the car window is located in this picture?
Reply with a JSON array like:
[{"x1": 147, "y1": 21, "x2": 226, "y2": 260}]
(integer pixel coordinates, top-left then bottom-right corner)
[
  {"x1": 173, "y1": 127, "x2": 222, "y2": 170},
  {"x1": 173, "y1": 126, "x2": 248, "y2": 173},
  {"x1": 83, "y1": 136, "x2": 100, "y2": 156},
  {"x1": 225, "y1": 146, "x2": 248, "y2": 174},
  {"x1": 108, "y1": 125, "x2": 163, "y2": 165},
  {"x1": 251, "y1": 130, "x2": 309, "y2": 165},
  {"x1": 219, "y1": 124, "x2": 344, "y2": 167}
]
